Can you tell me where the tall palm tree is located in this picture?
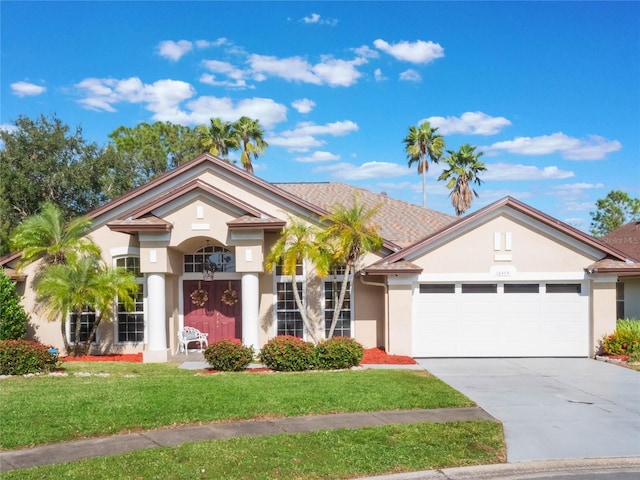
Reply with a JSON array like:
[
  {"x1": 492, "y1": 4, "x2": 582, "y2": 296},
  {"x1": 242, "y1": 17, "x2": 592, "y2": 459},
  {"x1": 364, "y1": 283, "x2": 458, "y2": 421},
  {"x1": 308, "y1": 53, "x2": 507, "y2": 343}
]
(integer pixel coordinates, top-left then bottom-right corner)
[
  {"x1": 319, "y1": 197, "x2": 383, "y2": 339},
  {"x1": 266, "y1": 217, "x2": 329, "y2": 344},
  {"x1": 232, "y1": 116, "x2": 268, "y2": 174},
  {"x1": 403, "y1": 121, "x2": 445, "y2": 208},
  {"x1": 36, "y1": 256, "x2": 138, "y2": 356},
  {"x1": 10, "y1": 202, "x2": 100, "y2": 271},
  {"x1": 438, "y1": 144, "x2": 487, "y2": 216},
  {"x1": 195, "y1": 117, "x2": 239, "y2": 161}
]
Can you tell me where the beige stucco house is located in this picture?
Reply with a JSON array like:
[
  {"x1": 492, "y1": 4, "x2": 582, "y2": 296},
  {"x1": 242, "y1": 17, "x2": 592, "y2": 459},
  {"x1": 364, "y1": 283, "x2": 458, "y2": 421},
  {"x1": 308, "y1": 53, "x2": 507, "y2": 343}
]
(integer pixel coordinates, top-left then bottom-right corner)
[{"x1": 3, "y1": 154, "x2": 638, "y2": 361}]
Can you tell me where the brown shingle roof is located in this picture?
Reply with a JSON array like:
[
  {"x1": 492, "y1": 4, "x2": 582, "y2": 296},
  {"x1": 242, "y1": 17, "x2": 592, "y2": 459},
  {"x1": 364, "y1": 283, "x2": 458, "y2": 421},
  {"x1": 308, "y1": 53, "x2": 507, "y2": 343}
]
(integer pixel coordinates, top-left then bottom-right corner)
[
  {"x1": 601, "y1": 221, "x2": 640, "y2": 262},
  {"x1": 274, "y1": 182, "x2": 456, "y2": 247}
]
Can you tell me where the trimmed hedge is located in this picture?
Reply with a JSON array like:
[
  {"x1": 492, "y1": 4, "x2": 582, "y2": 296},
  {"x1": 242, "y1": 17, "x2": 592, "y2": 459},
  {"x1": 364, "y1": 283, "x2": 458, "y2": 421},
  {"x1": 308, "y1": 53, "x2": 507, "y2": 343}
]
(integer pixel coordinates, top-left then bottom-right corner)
[
  {"x1": 259, "y1": 335, "x2": 316, "y2": 371},
  {"x1": 315, "y1": 336, "x2": 364, "y2": 370},
  {"x1": 0, "y1": 340, "x2": 59, "y2": 375},
  {"x1": 204, "y1": 339, "x2": 254, "y2": 371}
]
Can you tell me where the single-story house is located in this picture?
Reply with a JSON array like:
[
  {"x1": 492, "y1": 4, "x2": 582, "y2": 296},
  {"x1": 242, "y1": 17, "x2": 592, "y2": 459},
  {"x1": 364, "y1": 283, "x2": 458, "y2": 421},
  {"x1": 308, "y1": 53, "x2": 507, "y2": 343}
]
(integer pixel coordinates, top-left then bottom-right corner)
[
  {"x1": 3, "y1": 153, "x2": 638, "y2": 361},
  {"x1": 599, "y1": 221, "x2": 640, "y2": 319}
]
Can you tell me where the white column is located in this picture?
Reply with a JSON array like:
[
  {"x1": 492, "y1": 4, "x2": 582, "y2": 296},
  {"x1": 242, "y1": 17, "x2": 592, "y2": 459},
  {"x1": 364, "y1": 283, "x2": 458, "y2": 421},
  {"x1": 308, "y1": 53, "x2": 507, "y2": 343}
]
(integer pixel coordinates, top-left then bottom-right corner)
[
  {"x1": 145, "y1": 273, "x2": 169, "y2": 362},
  {"x1": 241, "y1": 272, "x2": 260, "y2": 349}
]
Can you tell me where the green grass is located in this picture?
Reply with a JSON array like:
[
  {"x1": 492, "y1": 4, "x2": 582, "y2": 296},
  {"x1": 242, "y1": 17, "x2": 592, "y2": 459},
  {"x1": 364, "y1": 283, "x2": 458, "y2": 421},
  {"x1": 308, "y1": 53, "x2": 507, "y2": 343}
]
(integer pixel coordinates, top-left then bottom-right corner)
[
  {"x1": 2, "y1": 421, "x2": 504, "y2": 480},
  {"x1": 0, "y1": 362, "x2": 472, "y2": 449}
]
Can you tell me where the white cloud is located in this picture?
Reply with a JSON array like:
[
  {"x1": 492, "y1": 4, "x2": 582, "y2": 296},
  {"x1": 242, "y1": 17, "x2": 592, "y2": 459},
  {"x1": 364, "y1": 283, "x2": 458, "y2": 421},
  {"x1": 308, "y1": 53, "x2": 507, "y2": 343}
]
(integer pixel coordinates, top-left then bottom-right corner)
[
  {"x1": 187, "y1": 97, "x2": 287, "y2": 129},
  {"x1": 74, "y1": 76, "x2": 287, "y2": 128},
  {"x1": 483, "y1": 162, "x2": 574, "y2": 181},
  {"x1": 374, "y1": 68, "x2": 386, "y2": 82},
  {"x1": 285, "y1": 120, "x2": 359, "y2": 137},
  {"x1": 158, "y1": 40, "x2": 193, "y2": 61},
  {"x1": 302, "y1": 13, "x2": 338, "y2": 26},
  {"x1": 483, "y1": 132, "x2": 622, "y2": 160},
  {"x1": 353, "y1": 45, "x2": 379, "y2": 59},
  {"x1": 200, "y1": 60, "x2": 251, "y2": 88},
  {"x1": 248, "y1": 54, "x2": 363, "y2": 87},
  {"x1": 267, "y1": 135, "x2": 325, "y2": 152},
  {"x1": 399, "y1": 69, "x2": 421, "y2": 82},
  {"x1": 0, "y1": 123, "x2": 18, "y2": 133},
  {"x1": 291, "y1": 98, "x2": 316, "y2": 114},
  {"x1": 195, "y1": 38, "x2": 228, "y2": 49},
  {"x1": 11, "y1": 81, "x2": 46, "y2": 97},
  {"x1": 295, "y1": 151, "x2": 340, "y2": 163},
  {"x1": 199, "y1": 73, "x2": 251, "y2": 89},
  {"x1": 374, "y1": 39, "x2": 445, "y2": 63},
  {"x1": 314, "y1": 161, "x2": 407, "y2": 180},
  {"x1": 268, "y1": 120, "x2": 358, "y2": 152},
  {"x1": 427, "y1": 111, "x2": 511, "y2": 135},
  {"x1": 548, "y1": 182, "x2": 604, "y2": 198}
]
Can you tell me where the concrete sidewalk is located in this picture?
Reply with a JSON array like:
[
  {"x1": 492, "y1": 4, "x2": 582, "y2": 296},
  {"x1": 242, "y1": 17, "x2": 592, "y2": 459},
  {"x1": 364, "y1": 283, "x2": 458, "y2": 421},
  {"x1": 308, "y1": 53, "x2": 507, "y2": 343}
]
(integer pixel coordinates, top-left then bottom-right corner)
[{"x1": 0, "y1": 407, "x2": 493, "y2": 472}]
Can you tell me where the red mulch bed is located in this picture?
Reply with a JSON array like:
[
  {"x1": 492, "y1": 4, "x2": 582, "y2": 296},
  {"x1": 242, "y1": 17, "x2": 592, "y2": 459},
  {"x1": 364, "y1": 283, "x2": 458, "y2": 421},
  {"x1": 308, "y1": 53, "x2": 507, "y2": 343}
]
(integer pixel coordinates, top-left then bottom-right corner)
[
  {"x1": 360, "y1": 347, "x2": 417, "y2": 365},
  {"x1": 61, "y1": 353, "x2": 143, "y2": 363},
  {"x1": 57, "y1": 348, "x2": 416, "y2": 366}
]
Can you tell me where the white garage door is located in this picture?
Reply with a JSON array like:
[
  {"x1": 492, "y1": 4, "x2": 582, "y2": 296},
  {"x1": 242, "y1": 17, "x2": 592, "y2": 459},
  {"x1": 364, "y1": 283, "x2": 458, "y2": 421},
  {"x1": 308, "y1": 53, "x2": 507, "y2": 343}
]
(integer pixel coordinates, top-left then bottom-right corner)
[{"x1": 412, "y1": 282, "x2": 589, "y2": 357}]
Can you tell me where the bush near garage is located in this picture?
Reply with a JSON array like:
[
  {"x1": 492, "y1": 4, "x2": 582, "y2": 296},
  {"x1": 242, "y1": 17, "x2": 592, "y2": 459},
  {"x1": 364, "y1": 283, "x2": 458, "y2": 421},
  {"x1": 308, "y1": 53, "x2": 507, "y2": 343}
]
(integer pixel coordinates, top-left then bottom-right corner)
[
  {"x1": 601, "y1": 318, "x2": 640, "y2": 357},
  {"x1": 0, "y1": 269, "x2": 29, "y2": 340},
  {"x1": 203, "y1": 339, "x2": 254, "y2": 372},
  {"x1": 0, "y1": 340, "x2": 59, "y2": 375},
  {"x1": 315, "y1": 336, "x2": 364, "y2": 370},
  {"x1": 259, "y1": 335, "x2": 316, "y2": 371}
]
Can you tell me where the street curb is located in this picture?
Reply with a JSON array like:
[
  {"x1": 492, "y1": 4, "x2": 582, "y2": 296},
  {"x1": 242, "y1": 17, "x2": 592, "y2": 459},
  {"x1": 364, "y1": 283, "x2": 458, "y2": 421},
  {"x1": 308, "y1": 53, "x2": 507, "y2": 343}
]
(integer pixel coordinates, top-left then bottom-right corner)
[{"x1": 356, "y1": 457, "x2": 640, "y2": 479}]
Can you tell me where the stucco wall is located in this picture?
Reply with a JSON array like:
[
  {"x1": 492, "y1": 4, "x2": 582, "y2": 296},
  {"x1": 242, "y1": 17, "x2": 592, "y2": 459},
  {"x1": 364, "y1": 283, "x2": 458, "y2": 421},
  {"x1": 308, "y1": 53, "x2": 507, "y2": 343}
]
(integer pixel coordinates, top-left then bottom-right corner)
[{"x1": 591, "y1": 280, "x2": 617, "y2": 354}]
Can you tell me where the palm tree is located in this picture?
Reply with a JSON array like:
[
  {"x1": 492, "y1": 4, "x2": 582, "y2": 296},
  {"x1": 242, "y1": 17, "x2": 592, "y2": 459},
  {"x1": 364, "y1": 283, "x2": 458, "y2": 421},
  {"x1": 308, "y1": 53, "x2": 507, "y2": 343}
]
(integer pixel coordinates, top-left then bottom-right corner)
[
  {"x1": 403, "y1": 121, "x2": 445, "y2": 208},
  {"x1": 195, "y1": 117, "x2": 239, "y2": 161},
  {"x1": 232, "y1": 116, "x2": 268, "y2": 174},
  {"x1": 319, "y1": 197, "x2": 383, "y2": 339},
  {"x1": 10, "y1": 202, "x2": 100, "y2": 271},
  {"x1": 36, "y1": 256, "x2": 138, "y2": 356},
  {"x1": 438, "y1": 144, "x2": 487, "y2": 216},
  {"x1": 265, "y1": 217, "x2": 329, "y2": 344}
]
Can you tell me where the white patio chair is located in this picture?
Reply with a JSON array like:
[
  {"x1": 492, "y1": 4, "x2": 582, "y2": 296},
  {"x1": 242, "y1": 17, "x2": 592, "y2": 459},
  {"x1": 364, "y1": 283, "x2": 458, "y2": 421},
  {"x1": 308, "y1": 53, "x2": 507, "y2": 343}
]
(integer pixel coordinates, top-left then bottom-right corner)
[{"x1": 176, "y1": 326, "x2": 209, "y2": 355}]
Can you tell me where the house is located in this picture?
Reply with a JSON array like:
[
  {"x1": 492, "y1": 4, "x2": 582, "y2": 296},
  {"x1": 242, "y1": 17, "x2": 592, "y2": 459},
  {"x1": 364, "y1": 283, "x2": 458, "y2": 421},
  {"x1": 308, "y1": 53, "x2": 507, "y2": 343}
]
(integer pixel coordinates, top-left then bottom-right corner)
[
  {"x1": 599, "y1": 221, "x2": 640, "y2": 319},
  {"x1": 2, "y1": 153, "x2": 638, "y2": 361}
]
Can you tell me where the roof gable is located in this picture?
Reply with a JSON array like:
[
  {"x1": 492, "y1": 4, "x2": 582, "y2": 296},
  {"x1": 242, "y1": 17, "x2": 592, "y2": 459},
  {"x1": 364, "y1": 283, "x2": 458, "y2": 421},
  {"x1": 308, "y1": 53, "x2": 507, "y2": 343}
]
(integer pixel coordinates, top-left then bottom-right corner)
[{"x1": 368, "y1": 196, "x2": 631, "y2": 272}]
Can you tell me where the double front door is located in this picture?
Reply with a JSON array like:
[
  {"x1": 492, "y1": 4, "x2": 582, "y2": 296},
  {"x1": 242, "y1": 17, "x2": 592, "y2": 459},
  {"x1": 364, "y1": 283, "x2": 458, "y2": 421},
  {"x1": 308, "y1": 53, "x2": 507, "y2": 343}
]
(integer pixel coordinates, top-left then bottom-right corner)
[{"x1": 183, "y1": 280, "x2": 242, "y2": 342}]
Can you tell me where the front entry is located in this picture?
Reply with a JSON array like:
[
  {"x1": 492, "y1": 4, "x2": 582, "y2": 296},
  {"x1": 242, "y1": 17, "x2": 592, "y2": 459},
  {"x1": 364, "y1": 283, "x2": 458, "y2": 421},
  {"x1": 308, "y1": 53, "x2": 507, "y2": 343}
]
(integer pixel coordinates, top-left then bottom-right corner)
[{"x1": 183, "y1": 280, "x2": 242, "y2": 342}]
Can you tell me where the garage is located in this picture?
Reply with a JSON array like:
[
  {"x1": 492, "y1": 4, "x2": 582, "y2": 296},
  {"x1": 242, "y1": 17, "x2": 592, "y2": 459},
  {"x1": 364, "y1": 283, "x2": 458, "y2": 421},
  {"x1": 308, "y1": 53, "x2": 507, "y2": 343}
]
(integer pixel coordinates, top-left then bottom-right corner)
[{"x1": 412, "y1": 282, "x2": 589, "y2": 357}]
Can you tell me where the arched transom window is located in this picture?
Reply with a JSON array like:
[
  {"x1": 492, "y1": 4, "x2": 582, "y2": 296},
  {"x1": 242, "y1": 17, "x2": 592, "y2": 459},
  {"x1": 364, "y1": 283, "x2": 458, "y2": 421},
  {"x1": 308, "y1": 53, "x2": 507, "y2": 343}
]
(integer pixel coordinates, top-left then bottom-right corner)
[{"x1": 184, "y1": 245, "x2": 235, "y2": 273}]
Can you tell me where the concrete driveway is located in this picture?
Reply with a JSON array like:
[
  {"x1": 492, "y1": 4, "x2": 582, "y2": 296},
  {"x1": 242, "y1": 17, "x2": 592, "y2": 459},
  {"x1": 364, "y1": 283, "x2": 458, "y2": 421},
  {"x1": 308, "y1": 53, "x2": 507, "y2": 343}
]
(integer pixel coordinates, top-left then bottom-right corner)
[{"x1": 416, "y1": 358, "x2": 640, "y2": 463}]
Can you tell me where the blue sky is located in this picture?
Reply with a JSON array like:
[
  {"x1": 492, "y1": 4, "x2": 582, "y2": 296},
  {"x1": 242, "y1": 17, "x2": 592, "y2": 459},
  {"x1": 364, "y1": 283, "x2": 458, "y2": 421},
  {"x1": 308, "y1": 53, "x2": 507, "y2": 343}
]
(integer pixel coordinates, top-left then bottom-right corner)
[{"x1": 2, "y1": 1, "x2": 639, "y2": 231}]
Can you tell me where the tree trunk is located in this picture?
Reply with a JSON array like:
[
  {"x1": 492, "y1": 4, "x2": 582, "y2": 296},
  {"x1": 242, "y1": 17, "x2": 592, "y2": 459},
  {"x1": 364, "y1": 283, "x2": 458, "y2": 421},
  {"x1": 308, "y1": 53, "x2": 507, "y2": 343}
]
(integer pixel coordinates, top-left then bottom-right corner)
[
  {"x1": 60, "y1": 319, "x2": 71, "y2": 356},
  {"x1": 291, "y1": 277, "x2": 318, "y2": 343},
  {"x1": 328, "y1": 263, "x2": 352, "y2": 339},
  {"x1": 81, "y1": 315, "x2": 103, "y2": 356},
  {"x1": 421, "y1": 155, "x2": 427, "y2": 208}
]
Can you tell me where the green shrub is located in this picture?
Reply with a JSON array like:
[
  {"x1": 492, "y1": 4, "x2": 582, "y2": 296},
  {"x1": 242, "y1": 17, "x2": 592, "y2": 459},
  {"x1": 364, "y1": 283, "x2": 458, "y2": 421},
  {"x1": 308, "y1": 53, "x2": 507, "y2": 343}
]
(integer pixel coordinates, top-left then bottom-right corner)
[
  {"x1": 203, "y1": 339, "x2": 254, "y2": 372},
  {"x1": 601, "y1": 318, "x2": 640, "y2": 356},
  {"x1": 0, "y1": 340, "x2": 59, "y2": 375},
  {"x1": 315, "y1": 336, "x2": 364, "y2": 370},
  {"x1": 259, "y1": 335, "x2": 316, "y2": 371},
  {"x1": 0, "y1": 269, "x2": 29, "y2": 340}
]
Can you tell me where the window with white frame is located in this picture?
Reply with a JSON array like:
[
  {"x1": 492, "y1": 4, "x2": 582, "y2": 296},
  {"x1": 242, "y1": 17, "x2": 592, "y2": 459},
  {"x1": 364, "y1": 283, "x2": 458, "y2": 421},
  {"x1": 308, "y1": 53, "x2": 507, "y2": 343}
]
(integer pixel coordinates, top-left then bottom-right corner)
[
  {"x1": 275, "y1": 261, "x2": 304, "y2": 338},
  {"x1": 184, "y1": 245, "x2": 235, "y2": 273},
  {"x1": 116, "y1": 256, "x2": 145, "y2": 343},
  {"x1": 69, "y1": 306, "x2": 97, "y2": 344},
  {"x1": 324, "y1": 276, "x2": 352, "y2": 338}
]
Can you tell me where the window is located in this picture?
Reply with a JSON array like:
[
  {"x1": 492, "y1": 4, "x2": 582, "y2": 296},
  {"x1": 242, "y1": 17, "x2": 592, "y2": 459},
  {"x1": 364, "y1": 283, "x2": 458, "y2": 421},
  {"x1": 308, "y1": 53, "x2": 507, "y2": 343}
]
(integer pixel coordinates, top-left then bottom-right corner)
[
  {"x1": 420, "y1": 284, "x2": 455, "y2": 294},
  {"x1": 69, "y1": 306, "x2": 97, "y2": 344},
  {"x1": 546, "y1": 283, "x2": 582, "y2": 294},
  {"x1": 616, "y1": 282, "x2": 624, "y2": 319},
  {"x1": 116, "y1": 255, "x2": 144, "y2": 343},
  {"x1": 276, "y1": 281, "x2": 304, "y2": 337},
  {"x1": 324, "y1": 280, "x2": 351, "y2": 337},
  {"x1": 504, "y1": 284, "x2": 539, "y2": 294},
  {"x1": 184, "y1": 245, "x2": 235, "y2": 273},
  {"x1": 118, "y1": 284, "x2": 144, "y2": 343},
  {"x1": 461, "y1": 284, "x2": 497, "y2": 294}
]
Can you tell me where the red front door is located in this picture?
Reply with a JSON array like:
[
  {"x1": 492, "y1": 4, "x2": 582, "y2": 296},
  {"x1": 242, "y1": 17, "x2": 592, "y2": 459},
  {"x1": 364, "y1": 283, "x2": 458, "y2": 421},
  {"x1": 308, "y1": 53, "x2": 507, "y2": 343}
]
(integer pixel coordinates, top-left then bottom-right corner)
[{"x1": 183, "y1": 280, "x2": 242, "y2": 342}]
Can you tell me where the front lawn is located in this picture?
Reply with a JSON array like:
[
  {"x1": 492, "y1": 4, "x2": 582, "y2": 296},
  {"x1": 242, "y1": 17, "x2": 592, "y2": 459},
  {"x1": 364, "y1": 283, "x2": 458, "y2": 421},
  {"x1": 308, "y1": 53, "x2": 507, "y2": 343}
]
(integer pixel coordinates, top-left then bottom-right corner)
[{"x1": 0, "y1": 362, "x2": 472, "y2": 449}]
